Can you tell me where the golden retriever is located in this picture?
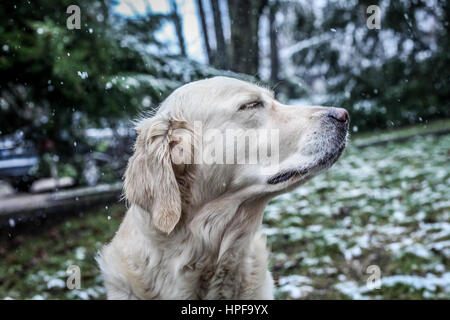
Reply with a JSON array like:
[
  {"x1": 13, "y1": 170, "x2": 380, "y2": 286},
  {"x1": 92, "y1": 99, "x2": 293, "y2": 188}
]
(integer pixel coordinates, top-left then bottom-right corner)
[{"x1": 97, "y1": 76, "x2": 349, "y2": 299}]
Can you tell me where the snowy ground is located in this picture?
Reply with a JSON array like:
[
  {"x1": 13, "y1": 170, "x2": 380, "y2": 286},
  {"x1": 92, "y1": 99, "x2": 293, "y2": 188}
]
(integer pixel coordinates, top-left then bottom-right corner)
[
  {"x1": 268, "y1": 133, "x2": 450, "y2": 299},
  {"x1": 1, "y1": 131, "x2": 449, "y2": 299}
]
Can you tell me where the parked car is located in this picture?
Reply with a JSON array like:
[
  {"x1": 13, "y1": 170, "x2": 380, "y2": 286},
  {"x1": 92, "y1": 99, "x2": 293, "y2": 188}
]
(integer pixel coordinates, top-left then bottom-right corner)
[{"x1": 0, "y1": 132, "x2": 38, "y2": 191}]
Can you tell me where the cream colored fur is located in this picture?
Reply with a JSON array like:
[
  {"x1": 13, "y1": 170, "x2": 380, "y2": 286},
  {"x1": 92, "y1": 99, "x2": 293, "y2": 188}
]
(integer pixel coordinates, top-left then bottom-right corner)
[{"x1": 97, "y1": 77, "x2": 348, "y2": 300}]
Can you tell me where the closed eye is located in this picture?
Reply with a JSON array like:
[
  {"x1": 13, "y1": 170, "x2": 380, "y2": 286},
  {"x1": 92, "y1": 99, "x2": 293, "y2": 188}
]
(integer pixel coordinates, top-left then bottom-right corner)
[{"x1": 238, "y1": 100, "x2": 264, "y2": 111}]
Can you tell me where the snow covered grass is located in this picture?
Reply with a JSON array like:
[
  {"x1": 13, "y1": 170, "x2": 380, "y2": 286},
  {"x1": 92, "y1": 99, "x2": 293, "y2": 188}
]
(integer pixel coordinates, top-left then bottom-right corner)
[
  {"x1": 0, "y1": 206, "x2": 122, "y2": 300},
  {"x1": 0, "y1": 129, "x2": 449, "y2": 299},
  {"x1": 268, "y1": 133, "x2": 450, "y2": 299}
]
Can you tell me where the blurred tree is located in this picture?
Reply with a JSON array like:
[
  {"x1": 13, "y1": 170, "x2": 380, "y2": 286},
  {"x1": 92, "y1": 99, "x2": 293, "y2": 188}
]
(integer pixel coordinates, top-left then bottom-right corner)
[
  {"x1": 196, "y1": 0, "x2": 213, "y2": 64},
  {"x1": 227, "y1": 0, "x2": 268, "y2": 75},
  {"x1": 170, "y1": 0, "x2": 187, "y2": 57},
  {"x1": 269, "y1": 0, "x2": 280, "y2": 84},
  {"x1": 210, "y1": 0, "x2": 229, "y2": 69},
  {"x1": 0, "y1": 0, "x2": 137, "y2": 161},
  {"x1": 287, "y1": 0, "x2": 450, "y2": 130},
  {"x1": 0, "y1": 0, "x2": 245, "y2": 184}
]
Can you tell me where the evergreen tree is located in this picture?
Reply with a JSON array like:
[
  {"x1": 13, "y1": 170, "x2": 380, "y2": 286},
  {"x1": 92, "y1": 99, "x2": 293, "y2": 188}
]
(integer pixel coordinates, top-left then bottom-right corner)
[
  {"x1": 287, "y1": 0, "x2": 450, "y2": 130},
  {"x1": 0, "y1": 0, "x2": 245, "y2": 183}
]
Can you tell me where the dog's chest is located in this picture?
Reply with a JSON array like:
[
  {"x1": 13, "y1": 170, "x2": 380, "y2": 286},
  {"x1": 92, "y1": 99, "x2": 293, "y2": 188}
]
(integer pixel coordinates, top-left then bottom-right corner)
[{"x1": 167, "y1": 252, "x2": 245, "y2": 299}]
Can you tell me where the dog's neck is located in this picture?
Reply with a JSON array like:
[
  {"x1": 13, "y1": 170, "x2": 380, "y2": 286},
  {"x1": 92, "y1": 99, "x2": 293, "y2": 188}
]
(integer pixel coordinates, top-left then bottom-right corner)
[
  {"x1": 139, "y1": 196, "x2": 268, "y2": 256},
  {"x1": 190, "y1": 196, "x2": 267, "y2": 252},
  {"x1": 132, "y1": 196, "x2": 269, "y2": 299}
]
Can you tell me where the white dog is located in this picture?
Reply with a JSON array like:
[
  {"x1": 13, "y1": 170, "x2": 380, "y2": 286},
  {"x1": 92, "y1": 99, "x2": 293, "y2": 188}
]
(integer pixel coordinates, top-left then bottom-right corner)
[{"x1": 97, "y1": 76, "x2": 349, "y2": 299}]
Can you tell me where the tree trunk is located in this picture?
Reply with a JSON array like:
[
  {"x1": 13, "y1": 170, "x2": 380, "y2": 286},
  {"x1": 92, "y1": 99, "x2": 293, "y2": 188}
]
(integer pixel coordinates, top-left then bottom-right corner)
[
  {"x1": 269, "y1": 2, "x2": 279, "y2": 83},
  {"x1": 170, "y1": 0, "x2": 187, "y2": 57},
  {"x1": 227, "y1": 0, "x2": 267, "y2": 75},
  {"x1": 196, "y1": 0, "x2": 213, "y2": 64},
  {"x1": 210, "y1": 0, "x2": 228, "y2": 69}
]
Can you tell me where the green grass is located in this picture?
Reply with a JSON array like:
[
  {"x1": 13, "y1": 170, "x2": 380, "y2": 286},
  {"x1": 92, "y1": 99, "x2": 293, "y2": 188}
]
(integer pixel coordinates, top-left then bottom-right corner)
[
  {"x1": 352, "y1": 118, "x2": 450, "y2": 144},
  {"x1": 1, "y1": 125, "x2": 449, "y2": 300},
  {"x1": 0, "y1": 206, "x2": 124, "y2": 299}
]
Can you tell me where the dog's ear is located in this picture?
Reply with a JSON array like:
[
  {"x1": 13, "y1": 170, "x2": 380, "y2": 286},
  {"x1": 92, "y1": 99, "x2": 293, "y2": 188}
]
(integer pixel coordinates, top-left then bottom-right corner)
[{"x1": 124, "y1": 116, "x2": 190, "y2": 234}]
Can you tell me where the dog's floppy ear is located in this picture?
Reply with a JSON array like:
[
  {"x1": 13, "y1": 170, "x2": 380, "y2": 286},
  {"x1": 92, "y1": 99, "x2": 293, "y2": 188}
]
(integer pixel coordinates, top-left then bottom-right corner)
[{"x1": 124, "y1": 116, "x2": 186, "y2": 234}]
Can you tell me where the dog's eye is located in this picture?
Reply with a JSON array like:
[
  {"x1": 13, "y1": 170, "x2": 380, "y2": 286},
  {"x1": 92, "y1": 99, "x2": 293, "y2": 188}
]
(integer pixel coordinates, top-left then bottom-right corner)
[{"x1": 239, "y1": 100, "x2": 264, "y2": 111}]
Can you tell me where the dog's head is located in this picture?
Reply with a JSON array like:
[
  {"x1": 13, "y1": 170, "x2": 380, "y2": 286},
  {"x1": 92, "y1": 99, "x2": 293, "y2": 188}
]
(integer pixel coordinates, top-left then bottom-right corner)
[{"x1": 124, "y1": 77, "x2": 349, "y2": 234}]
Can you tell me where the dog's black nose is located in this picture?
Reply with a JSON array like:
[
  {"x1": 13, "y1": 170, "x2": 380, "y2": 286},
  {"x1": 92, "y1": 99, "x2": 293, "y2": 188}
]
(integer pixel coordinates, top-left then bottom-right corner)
[{"x1": 328, "y1": 107, "x2": 349, "y2": 123}]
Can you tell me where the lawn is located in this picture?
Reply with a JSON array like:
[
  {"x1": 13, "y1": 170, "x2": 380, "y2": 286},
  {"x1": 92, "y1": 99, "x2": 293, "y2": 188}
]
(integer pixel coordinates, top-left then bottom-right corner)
[{"x1": 1, "y1": 127, "x2": 449, "y2": 299}]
